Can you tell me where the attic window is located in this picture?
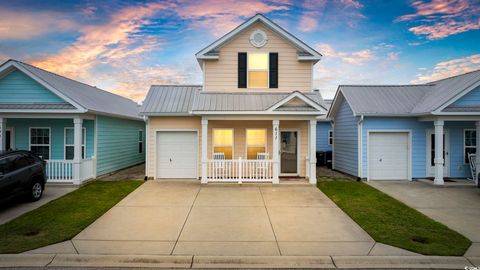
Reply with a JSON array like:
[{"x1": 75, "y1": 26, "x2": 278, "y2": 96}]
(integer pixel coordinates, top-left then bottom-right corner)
[
  {"x1": 248, "y1": 53, "x2": 268, "y2": 88},
  {"x1": 250, "y1": 29, "x2": 268, "y2": 48}
]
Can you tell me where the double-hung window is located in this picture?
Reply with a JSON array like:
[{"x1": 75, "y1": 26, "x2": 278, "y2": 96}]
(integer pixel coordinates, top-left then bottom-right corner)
[
  {"x1": 65, "y1": 128, "x2": 86, "y2": 160},
  {"x1": 30, "y1": 128, "x2": 50, "y2": 160},
  {"x1": 464, "y1": 129, "x2": 476, "y2": 163},
  {"x1": 138, "y1": 130, "x2": 143, "y2": 154},
  {"x1": 246, "y1": 129, "x2": 267, "y2": 159},
  {"x1": 248, "y1": 53, "x2": 269, "y2": 88},
  {"x1": 213, "y1": 129, "x2": 233, "y2": 159}
]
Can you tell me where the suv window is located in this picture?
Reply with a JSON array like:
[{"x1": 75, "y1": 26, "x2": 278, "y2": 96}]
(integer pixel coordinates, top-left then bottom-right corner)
[
  {"x1": 14, "y1": 155, "x2": 30, "y2": 170},
  {"x1": 25, "y1": 155, "x2": 36, "y2": 165},
  {"x1": 0, "y1": 156, "x2": 16, "y2": 175}
]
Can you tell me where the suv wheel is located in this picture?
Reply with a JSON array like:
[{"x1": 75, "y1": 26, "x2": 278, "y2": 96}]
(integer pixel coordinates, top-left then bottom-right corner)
[{"x1": 30, "y1": 181, "x2": 43, "y2": 201}]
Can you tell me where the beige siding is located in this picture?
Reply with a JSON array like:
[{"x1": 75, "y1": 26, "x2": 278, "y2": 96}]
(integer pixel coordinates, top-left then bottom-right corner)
[
  {"x1": 204, "y1": 22, "x2": 313, "y2": 92},
  {"x1": 147, "y1": 116, "x2": 202, "y2": 178}
]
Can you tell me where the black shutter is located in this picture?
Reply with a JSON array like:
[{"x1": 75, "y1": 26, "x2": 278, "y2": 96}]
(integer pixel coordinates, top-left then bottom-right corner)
[
  {"x1": 238, "y1": 52, "x2": 247, "y2": 88},
  {"x1": 269, "y1": 53, "x2": 278, "y2": 88}
]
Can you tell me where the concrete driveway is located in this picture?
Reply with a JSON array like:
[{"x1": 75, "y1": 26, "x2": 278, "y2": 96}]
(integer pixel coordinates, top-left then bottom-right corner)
[
  {"x1": 68, "y1": 181, "x2": 374, "y2": 256},
  {"x1": 369, "y1": 180, "x2": 480, "y2": 256}
]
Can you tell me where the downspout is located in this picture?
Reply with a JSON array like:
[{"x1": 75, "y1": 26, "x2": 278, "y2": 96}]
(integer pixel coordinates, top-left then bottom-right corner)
[
  {"x1": 357, "y1": 115, "x2": 364, "y2": 181},
  {"x1": 143, "y1": 115, "x2": 149, "y2": 181},
  {"x1": 330, "y1": 119, "x2": 335, "y2": 170}
]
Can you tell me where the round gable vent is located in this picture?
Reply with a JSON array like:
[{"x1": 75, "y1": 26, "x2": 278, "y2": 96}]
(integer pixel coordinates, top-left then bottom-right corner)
[{"x1": 250, "y1": 29, "x2": 268, "y2": 48}]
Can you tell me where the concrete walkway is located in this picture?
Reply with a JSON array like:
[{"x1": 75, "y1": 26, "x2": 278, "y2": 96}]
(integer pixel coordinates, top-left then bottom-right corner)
[
  {"x1": 0, "y1": 185, "x2": 76, "y2": 225},
  {"x1": 368, "y1": 180, "x2": 480, "y2": 257}
]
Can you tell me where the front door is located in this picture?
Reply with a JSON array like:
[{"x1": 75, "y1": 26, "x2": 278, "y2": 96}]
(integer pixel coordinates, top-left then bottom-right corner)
[
  {"x1": 5, "y1": 128, "x2": 14, "y2": 151},
  {"x1": 427, "y1": 129, "x2": 449, "y2": 177},
  {"x1": 280, "y1": 131, "x2": 298, "y2": 175}
]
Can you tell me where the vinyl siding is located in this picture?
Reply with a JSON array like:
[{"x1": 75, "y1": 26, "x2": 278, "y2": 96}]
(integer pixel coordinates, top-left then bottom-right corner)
[
  {"x1": 5, "y1": 118, "x2": 94, "y2": 159},
  {"x1": 96, "y1": 115, "x2": 145, "y2": 176},
  {"x1": 361, "y1": 118, "x2": 474, "y2": 178},
  {"x1": 316, "y1": 121, "x2": 332, "y2": 152},
  {"x1": 448, "y1": 85, "x2": 480, "y2": 107},
  {"x1": 333, "y1": 99, "x2": 358, "y2": 176},
  {"x1": 0, "y1": 70, "x2": 66, "y2": 103},
  {"x1": 204, "y1": 22, "x2": 313, "y2": 92}
]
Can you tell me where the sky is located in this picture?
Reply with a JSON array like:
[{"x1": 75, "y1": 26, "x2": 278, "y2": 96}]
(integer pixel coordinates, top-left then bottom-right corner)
[{"x1": 0, "y1": 0, "x2": 479, "y2": 102}]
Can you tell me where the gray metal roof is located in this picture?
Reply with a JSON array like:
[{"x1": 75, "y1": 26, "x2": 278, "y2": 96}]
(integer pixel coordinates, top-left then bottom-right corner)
[
  {"x1": 139, "y1": 85, "x2": 201, "y2": 115},
  {"x1": 0, "y1": 103, "x2": 76, "y2": 110},
  {"x1": 5, "y1": 60, "x2": 142, "y2": 120},
  {"x1": 335, "y1": 69, "x2": 480, "y2": 116}
]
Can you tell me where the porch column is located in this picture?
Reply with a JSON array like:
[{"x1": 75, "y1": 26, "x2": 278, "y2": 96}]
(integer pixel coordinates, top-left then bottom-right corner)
[
  {"x1": 476, "y1": 121, "x2": 480, "y2": 185},
  {"x1": 309, "y1": 120, "x2": 317, "y2": 184},
  {"x1": 201, "y1": 118, "x2": 208, "y2": 184},
  {"x1": 73, "y1": 118, "x2": 83, "y2": 184},
  {"x1": 434, "y1": 120, "x2": 444, "y2": 185},
  {"x1": 272, "y1": 120, "x2": 280, "y2": 184},
  {"x1": 0, "y1": 117, "x2": 6, "y2": 151}
]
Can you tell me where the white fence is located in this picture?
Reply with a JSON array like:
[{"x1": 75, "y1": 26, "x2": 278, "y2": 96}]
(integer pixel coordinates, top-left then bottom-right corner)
[
  {"x1": 206, "y1": 158, "x2": 273, "y2": 183},
  {"x1": 45, "y1": 158, "x2": 95, "y2": 184}
]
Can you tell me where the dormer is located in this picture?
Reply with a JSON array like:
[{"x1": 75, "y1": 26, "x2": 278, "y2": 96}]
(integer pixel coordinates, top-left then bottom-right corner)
[{"x1": 196, "y1": 14, "x2": 322, "y2": 93}]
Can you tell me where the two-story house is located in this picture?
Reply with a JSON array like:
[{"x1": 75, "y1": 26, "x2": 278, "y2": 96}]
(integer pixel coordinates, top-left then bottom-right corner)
[{"x1": 140, "y1": 14, "x2": 327, "y2": 184}]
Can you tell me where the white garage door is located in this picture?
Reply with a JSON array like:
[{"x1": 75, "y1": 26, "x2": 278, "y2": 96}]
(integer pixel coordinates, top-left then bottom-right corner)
[
  {"x1": 156, "y1": 131, "x2": 197, "y2": 179},
  {"x1": 368, "y1": 132, "x2": 409, "y2": 180}
]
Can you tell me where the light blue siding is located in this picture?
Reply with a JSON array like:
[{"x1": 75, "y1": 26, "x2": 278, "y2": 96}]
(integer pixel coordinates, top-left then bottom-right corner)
[
  {"x1": 333, "y1": 99, "x2": 358, "y2": 176},
  {"x1": 316, "y1": 121, "x2": 332, "y2": 152},
  {"x1": 96, "y1": 115, "x2": 145, "y2": 176},
  {"x1": 362, "y1": 118, "x2": 475, "y2": 178},
  {"x1": 6, "y1": 118, "x2": 94, "y2": 159},
  {"x1": 448, "y1": 85, "x2": 480, "y2": 107},
  {"x1": 0, "y1": 70, "x2": 66, "y2": 103}
]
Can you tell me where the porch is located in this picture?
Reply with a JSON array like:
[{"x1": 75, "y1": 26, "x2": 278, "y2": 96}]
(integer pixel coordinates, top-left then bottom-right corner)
[
  {"x1": 200, "y1": 118, "x2": 318, "y2": 184},
  {"x1": 0, "y1": 115, "x2": 96, "y2": 185}
]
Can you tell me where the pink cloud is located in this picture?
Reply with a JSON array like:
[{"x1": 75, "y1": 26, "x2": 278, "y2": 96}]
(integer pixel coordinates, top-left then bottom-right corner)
[
  {"x1": 387, "y1": 52, "x2": 399, "y2": 61},
  {"x1": 176, "y1": 0, "x2": 290, "y2": 36},
  {"x1": 317, "y1": 43, "x2": 375, "y2": 64},
  {"x1": 408, "y1": 20, "x2": 480, "y2": 39},
  {"x1": 0, "y1": 9, "x2": 76, "y2": 39},
  {"x1": 412, "y1": 54, "x2": 480, "y2": 83},
  {"x1": 298, "y1": 13, "x2": 318, "y2": 32},
  {"x1": 397, "y1": 0, "x2": 470, "y2": 21}
]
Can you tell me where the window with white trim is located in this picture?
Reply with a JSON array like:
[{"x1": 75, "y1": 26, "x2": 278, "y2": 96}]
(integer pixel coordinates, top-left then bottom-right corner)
[
  {"x1": 30, "y1": 128, "x2": 50, "y2": 159},
  {"x1": 464, "y1": 129, "x2": 476, "y2": 163},
  {"x1": 65, "y1": 128, "x2": 86, "y2": 160},
  {"x1": 213, "y1": 129, "x2": 233, "y2": 159},
  {"x1": 248, "y1": 53, "x2": 268, "y2": 88},
  {"x1": 246, "y1": 129, "x2": 267, "y2": 159},
  {"x1": 328, "y1": 130, "x2": 333, "y2": 145},
  {"x1": 138, "y1": 130, "x2": 143, "y2": 154}
]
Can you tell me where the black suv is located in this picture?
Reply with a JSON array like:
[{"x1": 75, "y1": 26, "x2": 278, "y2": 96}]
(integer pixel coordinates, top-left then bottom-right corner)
[{"x1": 0, "y1": 150, "x2": 47, "y2": 202}]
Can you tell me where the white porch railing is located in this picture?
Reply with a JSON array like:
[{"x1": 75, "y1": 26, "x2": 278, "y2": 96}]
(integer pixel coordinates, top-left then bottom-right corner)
[
  {"x1": 206, "y1": 158, "x2": 273, "y2": 183},
  {"x1": 45, "y1": 158, "x2": 96, "y2": 184}
]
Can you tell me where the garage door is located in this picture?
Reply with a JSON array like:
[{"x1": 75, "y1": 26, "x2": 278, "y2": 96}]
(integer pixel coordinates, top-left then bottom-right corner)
[
  {"x1": 156, "y1": 131, "x2": 197, "y2": 179},
  {"x1": 368, "y1": 132, "x2": 409, "y2": 180}
]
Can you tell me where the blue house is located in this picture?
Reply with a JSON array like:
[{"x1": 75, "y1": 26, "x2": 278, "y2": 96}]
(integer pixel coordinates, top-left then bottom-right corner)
[
  {"x1": 328, "y1": 70, "x2": 480, "y2": 185},
  {"x1": 0, "y1": 60, "x2": 145, "y2": 185},
  {"x1": 316, "y1": 99, "x2": 332, "y2": 153}
]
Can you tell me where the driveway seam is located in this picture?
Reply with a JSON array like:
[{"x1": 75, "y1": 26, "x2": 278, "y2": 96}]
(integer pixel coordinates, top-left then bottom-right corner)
[
  {"x1": 171, "y1": 184, "x2": 201, "y2": 255},
  {"x1": 70, "y1": 240, "x2": 80, "y2": 254},
  {"x1": 259, "y1": 186, "x2": 282, "y2": 256},
  {"x1": 45, "y1": 254, "x2": 56, "y2": 267}
]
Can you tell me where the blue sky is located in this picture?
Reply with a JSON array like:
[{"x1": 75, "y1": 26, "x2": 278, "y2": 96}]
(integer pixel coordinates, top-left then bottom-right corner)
[{"x1": 0, "y1": 0, "x2": 479, "y2": 101}]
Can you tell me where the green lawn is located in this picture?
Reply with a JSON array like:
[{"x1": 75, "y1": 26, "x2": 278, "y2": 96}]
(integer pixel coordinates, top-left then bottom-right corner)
[
  {"x1": 0, "y1": 180, "x2": 142, "y2": 253},
  {"x1": 317, "y1": 177, "x2": 471, "y2": 256}
]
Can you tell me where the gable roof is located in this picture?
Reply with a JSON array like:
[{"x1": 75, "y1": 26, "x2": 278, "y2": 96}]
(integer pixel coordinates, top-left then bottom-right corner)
[
  {"x1": 140, "y1": 86, "x2": 327, "y2": 116},
  {"x1": 0, "y1": 60, "x2": 142, "y2": 120},
  {"x1": 195, "y1": 13, "x2": 322, "y2": 62},
  {"x1": 328, "y1": 69, "x2": 480, "y2": 117}
]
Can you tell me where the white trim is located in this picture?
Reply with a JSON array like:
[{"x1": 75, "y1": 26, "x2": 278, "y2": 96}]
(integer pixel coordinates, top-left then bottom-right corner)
[
  {"x1": 195, "y1": 110, "x2": 323, "y2": 115},
  {"x1": 245, "y1": 128, "x2": 267, "y2": 159},
  {"x1": 434, "y1": 80, "x2": 480, "y2": 113},
  {"x1": 203, "y1": 115, "x2": 317, "y2": 121},
  {"x1": 366, "y1": 130, "x2": 412, "y2": 181},
  {"x1": 0, "y1": 113, "x2": 95, "y2": 119},
  {"x1": 195, "y1": 14, "x2": 322, "y2": 61},
  {"x1": 267, "y1": 91, "x2": 327, "y2": 112},
  {"x1": 464, "y1": 128, "x2": 476, "y2": 164},
  {"x1": 145, "y1": 116, "x2": 149, "y2": 178},
  {"x1": 29, "y1": 127, "x2": 51, "y2": 160},
  {"x1": 426, "y1": 128, "x2": 450, "y2": 178},
  {"x1": 64, "y1": 127, "x2": 86, "y2": 160},
  {"x1": 5, "y1": 127, "x2": 14, "y2": 150},
  {"x1": 94, "y1": 115, "x2": 98, "y2": 178},
  {"x1": 357, "y1": 118, "x2": 363, "y2": 178},
  {"x1": 153, "y1": 129, "x2": 199, "y2": 180},
  {"x1": 212, "y1": 128, "x2": 235, "y2": 159},
  {"x1": 279, "y1": 129, "x2": 300, "y2": 176}
]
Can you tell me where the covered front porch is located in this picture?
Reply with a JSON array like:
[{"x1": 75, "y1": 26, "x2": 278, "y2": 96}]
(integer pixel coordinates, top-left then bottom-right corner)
[
  {"x1": 200, "y1": 117, "x2": 318, "y2": 184},
  {"x1": 0, "y1": 114, "x2": 96, "y2": 184}
]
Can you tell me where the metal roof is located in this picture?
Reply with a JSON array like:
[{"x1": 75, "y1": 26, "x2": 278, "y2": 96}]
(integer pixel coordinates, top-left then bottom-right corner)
[
  {"x1": 139, "y1": 85, "x2": 201, "y2": 115},
  {"x1": 0, "y1": 103, "x2": 76, "y2": 110},
  {"x1": 2, "y1": 60, "x2": 142, "y2": 120},
  {"x1": 334, "y1": 69, "x2": 480, "y2": 116}
]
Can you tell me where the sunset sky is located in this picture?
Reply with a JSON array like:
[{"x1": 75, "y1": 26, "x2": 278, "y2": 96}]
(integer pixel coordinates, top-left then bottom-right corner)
[{"x1": 0, "y1": 0, "x2": 479, "y2": 102}]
